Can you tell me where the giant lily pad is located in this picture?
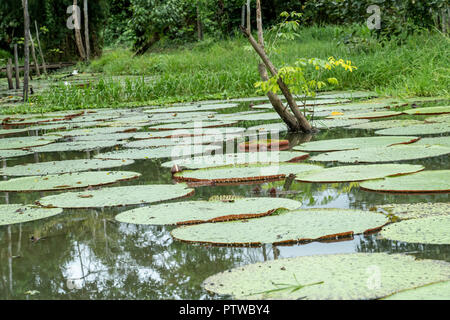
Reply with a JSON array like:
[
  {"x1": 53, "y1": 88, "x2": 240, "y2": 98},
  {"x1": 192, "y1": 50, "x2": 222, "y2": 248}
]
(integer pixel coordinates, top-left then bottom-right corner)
[
  {"x1": 360, "y1": 170, "x2": 450, "y2": 193},
  {"x1": 37, "y1": 184, "x2": 194, "y2": 209},
  {"x1": 377, "y1": 203, "x2": 450, "y2": 221},
  {"x1": 375, "y1": 123, "x2": 450, "y2": 136},
  {"x1": 0, "y1": 171, "x2": 141, "y2": 192},
  {"x1": 202, "y1": 253, "x2": 450, "y2": 300},
  {"x1": 0, "y1": 136, "x2": 56, "y2": 150},
  {"x1": 144, "y1": 103, "x2": 239, "y2": 113},
  {"x1": 31, "y1": 140, "x2": 123, "y2": 153},
  {"x1": 161, "y1": 151, "x2": 310, "y2": 169},
  {"x1": 0, "y1": 204, "x2": 63, "y2": 226},
  {"x1": 403, "y1": 105, "x2": 450, "y2": 115},
  {"x1": 326, "y1": 111, "x2": 402, "y2": 120},
  {"x1": 115, "y1": 197, "x2": 302, "y2": 226},
  {"x1": 74, "y1": 133, "x2": 136, "y2": 141},
  {"x1": 347, "y1": 119, "x2": 424, "y2": 130},
  {"x1": 293, "y1": 136, "x2": 419, "y2": 152},
  {"x1": 415, "y1": 137, "x2": 450, "y2": 148},
  {"x1": 47, "y1": 126, "x2": 137, "y2": 138},
  {"x1": 312, "y1": 119, "x2": 370, "y2": 129},
  {"x1": 174, "y1": 163, "x2": 323, "y2": 184},
  {"x1": 0, "y1": 149, "x2": 33, "y2": 160},
  {"x1": 246, "y1": 123, "x2": 289, "y2": 134},
  {"x1": 133, "y1": 127, "x2": 246, "y2": 140},
  {"x1": 425, "y1": 114, "x2": 450, "y2": 124},
  {"x1": 380, "y1": 215, "x2": 450, "y2": 244},
  {"x1": 95, "y1": 144, "x2": 222, "y2": 160},
  {"x1": 239, "y1": 139, "x2": 290, "y2": 152},
  {"x1": 296, "y1": 164, "x2": 424, "y2": 183},
  {"x1": 215, "y1": 112, "x2": 282, "y2": 122},
  {"x1": 0, "y1": 159, "x2": 134, "y2": 176},
  {"x1": 0, "y1": 128, "x2": 30, "y2": 137},
  {"x1": 147, "y1": 120, "x2": 238, "y2": 131},
  {"x1": 171, "y1": 208, "x2": 388, "y2": 246},
  {"x1": 310, "y1": 145, "x2": 450, "y2": 163},
  {"x1": 383, "y1": 281, "x2": 450, "y2": 300},
  {"x1": 124, "y1": 134, "x2": 238, "y2": 149}
]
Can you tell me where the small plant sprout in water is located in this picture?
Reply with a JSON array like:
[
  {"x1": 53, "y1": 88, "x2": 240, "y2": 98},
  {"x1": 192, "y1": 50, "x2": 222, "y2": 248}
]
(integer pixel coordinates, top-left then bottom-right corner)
[{"x1": 248, "y1": 274, "x2": 324, "y2": 298}]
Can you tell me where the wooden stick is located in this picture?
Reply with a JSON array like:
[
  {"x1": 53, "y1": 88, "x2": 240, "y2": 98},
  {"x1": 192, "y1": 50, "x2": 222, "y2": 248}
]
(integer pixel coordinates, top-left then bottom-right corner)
[
  {"x1": 29, "y1": 31, "x2": 41, "y2": 77},
  {"x1": 246, "y1": 0, "x2": 251, "y2": 33},
  {"x1": 35, "y1": 21, "x2": 47, "y2": 74},
  {"x1": 23, "y1": 0, "x2": 30, "y2": 102},
  {"x1": 14, "y1": 44, "x2": 20, "y2": 89},
  {"x1": 83, "y1": 0, "x2": 91, "y2": 60},
  {"x1": 6, "y1": 59, "x2": 14, "y2": 90}
]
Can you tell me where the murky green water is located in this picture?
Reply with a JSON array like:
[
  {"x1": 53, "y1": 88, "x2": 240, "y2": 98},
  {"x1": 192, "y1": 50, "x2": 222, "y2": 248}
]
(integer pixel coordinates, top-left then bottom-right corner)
[{"x1": 0, "y1": 106, "x2": 449, "y2": 300}]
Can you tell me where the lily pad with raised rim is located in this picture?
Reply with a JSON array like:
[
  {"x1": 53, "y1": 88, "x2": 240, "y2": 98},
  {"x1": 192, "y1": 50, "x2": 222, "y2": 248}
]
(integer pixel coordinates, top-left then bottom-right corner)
[
  {"x1": 375, "y1": 123, "x2": 450, "y2": 136},
  {"x1": 296, "y1": 164, "x2": 424, "y2": 183},
  {"x1": 133, "y1": 127, "x2": 246, "y2": 140},
  {"x1": 0, "y1": 204, "x2": 63, "y2": 226},
  {"x1": 293, "y1": 136, "x2": 419, "y2": 152},
  {"x1": 144, "y1": 103, "x2": 239, "y2": 114},
  {"x1": 161, "y1": 151, "x2": 310, "y2": 169},
  {"x1": 174, "y1": 163, "x2": 323, "y2": 184},
  {"x1": 326, "y1": 111, "x2": 403, "y2": 120},
  {"x1": 31, "y1": 140, "x2": 124, "y2": 153},
  {"x1": 0, "y1": 171, "x2": 141, "y2": 192},
  {"x1": 382, "y1": 281, "x2": 450, "y2": 300},
  {"x1": 347, "y1": 119, "x2": 424, "y2": 130},
  {"x1": 0, "y1": 159, "x2": 135, "y2": 176},
  {"x1": 414, "y1": 137, "x2": 450, "y2": 148},
  {"x1": 147, "y1": 120, "x2": 238, "y2": 131},
  {"x1": 312, "y1": 119, "x2": 370, "y2": 129},
  {"x1": 403, "y1": 106, "x2": 450, "y2": 115},
  {"x1": 0, "y1": 136, "x2": 56, "y2": 150},
  {"x1": 246, "y1": 123, "x2": 289, "y2": 134},
  {"x1": 171, "y1": 208, "x2": 388, "y2": 246},
  {"x1": 37, "y1": 184, "x2": 194, "y2": 209},
  {"x1": 115, "y1": 197, "x2": 302, "y2": 225},
  {"x1": 377, "y1": 203, "x2": 450, "y2": 221},
  {"x1": 380, "y1": 215, "x2": 450, "y2": 244},
  {"x1": 202, "y1": 253, "x2": 450, "y2": 300},
  {"x1": 47, "y1": 126, "x2": 138, "y2": 138},
  {"x1": 359, "y1": 170, "x2": 450, "y2": 193},
  {"x1": 310, "y1": 145, "x2": 450, "y2": 163},
  {"x1": 0, "y1": 149, "x2": 33, "y2": 160}
]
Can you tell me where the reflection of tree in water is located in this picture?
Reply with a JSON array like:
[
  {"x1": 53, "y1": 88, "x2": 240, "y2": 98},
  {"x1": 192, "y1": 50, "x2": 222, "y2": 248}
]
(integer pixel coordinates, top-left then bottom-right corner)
[{"x1": 356, "y1": 235, "x2": 450, "y2": 262}]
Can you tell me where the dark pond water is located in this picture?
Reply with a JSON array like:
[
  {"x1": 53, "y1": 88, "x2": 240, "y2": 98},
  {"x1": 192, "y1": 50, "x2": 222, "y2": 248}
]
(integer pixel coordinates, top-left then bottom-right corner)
[{"x1": 0, "y1": 102, "x2": 449, "y2": 300}]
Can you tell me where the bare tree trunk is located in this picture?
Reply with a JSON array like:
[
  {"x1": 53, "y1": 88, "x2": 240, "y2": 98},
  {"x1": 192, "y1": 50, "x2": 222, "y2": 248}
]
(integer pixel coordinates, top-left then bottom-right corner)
[
  {"x1": 6, "y1": 59, "x2": 14, "y2": 90},
  {"x1": 246, "y1": 0, "x2": 251, "y2": 33},
  {"x1": 14, "y1": 44, "x2": 20, "y2": 89},
  {"x1": 73, "y1": 0, "x2": 86, "y2": 60},
  {"x1": 241, "y1": 5, "x2": 245, "y2": 27},
  {"x1": 196, "y1": 3, "x2": 203, "y2": 41},
  {"x1": 29, "y1": 31, "x2": 40, "y2": 77},
  {"x1": 83, "y1": 0, "x2": 91, "y2": 60},
  {"x1": 35, "y1": 21, "x2": 47, "y2": 74},
  {"x1": 23, "y1": 0, "x2": 30, "y2": 102}
]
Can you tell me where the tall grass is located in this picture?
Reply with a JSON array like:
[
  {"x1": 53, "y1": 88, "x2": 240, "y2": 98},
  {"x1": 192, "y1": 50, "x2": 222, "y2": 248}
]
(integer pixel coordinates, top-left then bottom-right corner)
[{"x1": 7, "y1": 25, "x2": 449, "y2": 114}]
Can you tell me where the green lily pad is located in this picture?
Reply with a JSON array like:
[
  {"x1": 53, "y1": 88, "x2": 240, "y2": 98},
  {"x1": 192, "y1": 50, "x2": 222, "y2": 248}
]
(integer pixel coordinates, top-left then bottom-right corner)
[
  {"x1": 377, "y1": 203, "x2": 450, "y2": 221},
  {"x1": 0, "y1": 128, "x2": 30, "y2": 137},
  {"x1": 0, "y1": 171, "x2": 141, "y2": 192},
  {"x1": 174, "y1": 163, "x2": 323, "y2": 184},
  {"x1": 326, "y1": 111, "x2": 402, "y2": 120},
  {"x1": 383, "y1": 281, "x2": 450, "y2": 300},
  {"x1": 0, "y1": 149, "x2": 33, "y2": 160},
  {"x1": 414, "y1": 137, "x2": 450, "y2": 148},
  {"x1": 375, "y1": 123, "x2": 450, "y2": 136},
  {"x1": 293, "y1": 136, "x2": 419, "y2": 152},
  {"x1": 31, "y1": 140, "x2": 123, "y2": 153},
  {"x1": 403, "y1": 105, "x2": 450, "y2": 115},
  {"x1": 202, "y1": 253, "x2": 450, "y2": 300},
  {"x1": 133, "y1": 127, "x2": 246, "y2": 140},
  {"x1": 347, "y1": 119, "x2": 424, "y2": 130},
  {"x1": 115, "y1": 197, "x2": 302, "y2": 226},
  {"x1": 246, "y1": 123, "x2": 289, "y2": 134},
  {"x1": 0, "y1": 159, "x2": 135, "y2": 176},
  {"x1": 147, "y1": 120, "x2": 238, "y2": 131},
  {"x1": 296, "y1": 164, "x2": 424, "y2": 183},
  {"x1": 74, "y1": 133, "x2": 136, "y2": 141},
  {"x1": 124, "y1": 134, "x2": 239, "y2": 149},
  {"x1": 425, "y1": 114, "x2": 450, "y2": 124},
  {"x1": 251, "y1": 98, "x2": 349, "y2": 109},
  {"x1": 312, "y1": 119, "x2": 370, "y2": 129},
  {"x1": 144, "y1": 103, "x2": 239, "y2": 113},
  {"x1": 47, "y1": 126, "x2": 137, "y2": 138},
  {"x1": 171, "y1": 208, "x2": 388, "y2": 245},
  {"x1": 380, "y1": 215, "x2": 450, "y2": 244},
  {"x1": 310, "y1": 145, "x2": 450, "y2": 163},
  {"x1": 0, "y1": 204, "x2": 63, "y2": 226},
  {"x1": 215, "y1": 112, "x2": 282, "y2": 122},
  {"x1": 0, "y1": 136, "x2": 56, "y2": 150},
  {"x1": 37, "y1": 184, "x2": 194, "y2": 209},
  {"x1": 161, "y1": 151, "x2": 310, "y2": 169},
  {"x1": 95, "y1": 145, "x2": 222, "y2": 160},
  {"x1": 360, "y1": 170, "x2": 450, "y2": 193}
]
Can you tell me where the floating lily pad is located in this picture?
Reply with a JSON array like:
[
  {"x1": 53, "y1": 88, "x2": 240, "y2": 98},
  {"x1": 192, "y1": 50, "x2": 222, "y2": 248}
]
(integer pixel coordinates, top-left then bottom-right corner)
[
  {"x1": 174, "y1": 163, "x2": 323, "y2": 184},
  {"x1": 31, "y1": 140, "x2": 123, "y2": 153},
  {"x1": 0, "y1": 171, "x2": 141, "y2": 192},
  {"x1": 161, "y1": 151, "x2": 310, "y2": 169},
  {"x1": 425, "y1": 114, "x2": 450, "y2": 124},
  {"x1": 37, "y1": 184, "x2": 194, "y2": 209},
  {"x1": 144, "y1": 103, "x2": 239, "y2": 113},
  {"x1": 293, "y1": 136, "x2": 419, "y2": 152},
  {"x1": 251, "y1": 98, "x2": 349, "y2": 109},
  {"x1": 74, "y1": 133, "x2": 137, "y2": 141},
  {"x1": 216, "y1": 112, "x2": 282, "y2": 122},
  {"x1": 403, "y1": 105, "x2": 450, "y2": 115},
  {"x1": 326, "y1": 111, "x2": 402, "y2": 120},
  {"x1": 95, "y1": 145, "x2": 222, "y2": 160},
  {"x1": 202, "y1": 253, "x2": 450, "y2": 300},
  {"x1": 239, "y1": 140, "x2": 290, "y2": 152},
  {"x1": 383, "y1": 281, "x2": 450, "y2": 300},
  {"x1": 147, "y1": 120, "x2": 238, "y2": 131},
  {"x1": 312, "y1": 119, "x2": 370, "y2": 129},
  {"x1": 360, "y1": 170, "x2": 450, "y2": 193},
  {"x1": 414, "y1": 136, "x2": 450, "y2": 148},
  {"x1": 115, "y1": 197, "x2": 302, "y2": 226},
  {"x1": 47, "y1": 126, "x2": 138, "y2": 137},
  {"x1": 0, "y1": 204, "x2": 63, "y2": 226},
  {"x1": 0, "y1": 159, "x2": 134, "y2": 176},
  {"x1": 0, "y1": 149, "x2": 33, "y2": 160},
  {"x1": 375, "y1": 123, "x2": 450, "y2": 136},
  {"x1": 246, "y1": 123, "x2": 289, "y2": 134},
  {"x1": 310, "y1": 145, "x2": 450, "y2": 163},
  {"x1": 380, "y1": 215, "x2": 450, "y2": 244},
  {"x1": 0, "y1": 128, "x2": 30, "y2": 137},
  {"x1": 171, "y1": 208, "x2": 388, "y2": 246},
  {"x1": 296, "y1": 164, "x2": 424, "y2": 183},
  {"x1": 124, "y1": 134, "x2": 238, "y2": 149},
  {"x1": 377, "y1": 203, "x2": 450, "y2": 220},
  {"x1": 133, "y1": 127, "x2": 246, "y2": 140},
  {"x1": 347, "y1": 119, "x2": 424, "y2": 130},
  {"x1": 0, "y1": 136, "x2": 56, "y2": 150}
]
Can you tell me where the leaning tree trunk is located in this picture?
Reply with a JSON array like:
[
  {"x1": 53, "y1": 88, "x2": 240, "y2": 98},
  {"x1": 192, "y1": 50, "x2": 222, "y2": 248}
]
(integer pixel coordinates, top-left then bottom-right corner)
[
  {"x1": 22, "y1": 0, "x2": 30, "y2": 102},
  {"x1": 243, "y1": 0, "x2": 312, "y2": 133},
  {"x1": 83, "y1": 0, "x2": 90, "y2": 60},
  {"x1": 35, "y1": 21, "x2": 47, "y2": 74},
  {"x1": 29, "y1": 31, "x2": 40, "y2": 77},
  {"x1": 73, "y1": 0, "x2": 86, "y2": 60}
]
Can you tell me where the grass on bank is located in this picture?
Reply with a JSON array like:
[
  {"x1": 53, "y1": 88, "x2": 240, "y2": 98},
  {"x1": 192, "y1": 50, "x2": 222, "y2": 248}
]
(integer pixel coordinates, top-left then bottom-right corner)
[{"x1": 2, "y1": 24, "x2": 450, "y2": 114}]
